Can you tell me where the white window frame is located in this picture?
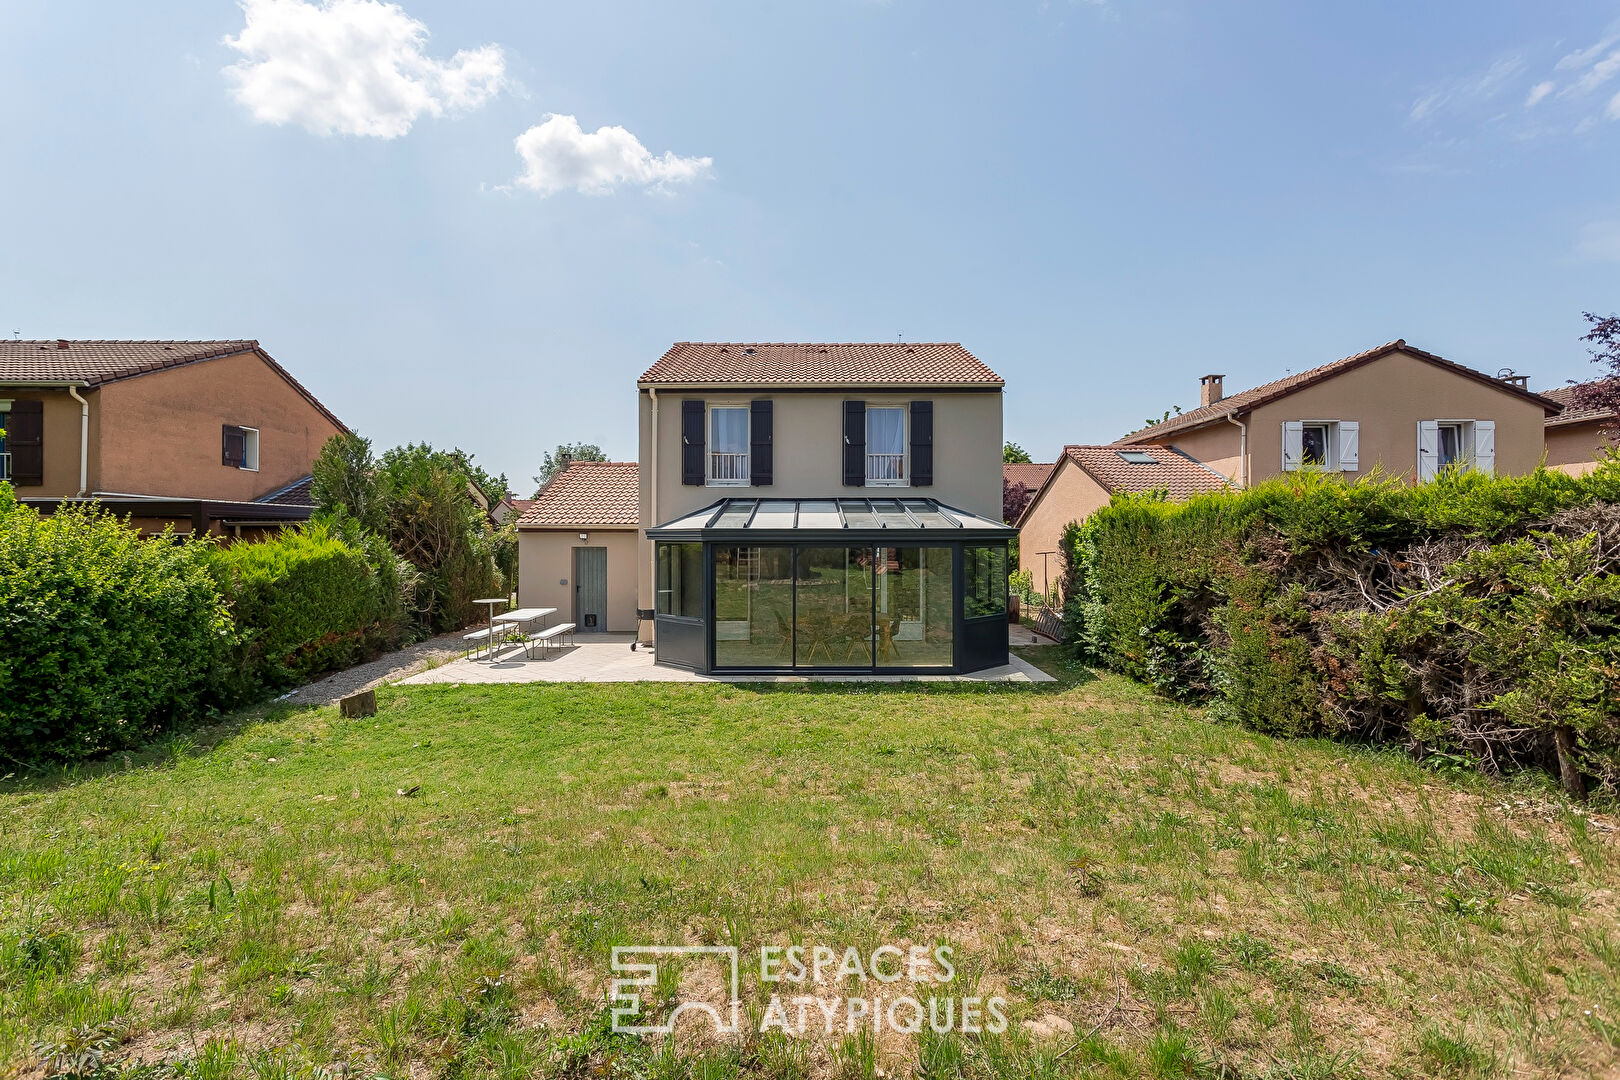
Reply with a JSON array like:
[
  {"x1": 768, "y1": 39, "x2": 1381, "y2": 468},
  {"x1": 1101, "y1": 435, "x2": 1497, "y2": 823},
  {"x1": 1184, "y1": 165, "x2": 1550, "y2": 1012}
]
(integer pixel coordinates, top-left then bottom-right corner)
[
  {"x1": 706, "y1": 403, "x2": 750, "y2": 487},
  {"x1": 239, "y1": 426, "x2": 260, "y2": 472},
  {"x1": 0, "y1": 401, "x2": 9, "y2": 482},
  {"x1": 1418, "y1": 418, "x2": 1494, "y2": 479},
  {"x1": 1283, "y1": 419, "x2": 1357, "y2": 473},
  {"x1": 865, "y1": 403, "x2": 908, "y2": 487}
]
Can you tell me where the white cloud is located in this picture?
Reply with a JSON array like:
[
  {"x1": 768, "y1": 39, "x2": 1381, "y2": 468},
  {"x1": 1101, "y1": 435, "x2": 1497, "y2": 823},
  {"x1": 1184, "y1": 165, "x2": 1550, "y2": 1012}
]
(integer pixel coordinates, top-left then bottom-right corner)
[
  {"x1": 223, "y1": 0, "x2": 506, "y2": 138},
  {"x1": 1525, "y1": 80, "x2": 1555, "y2": 107},
  {"x1": 511, "y1": 114, "x2": 712, "y2": 196},
  {"x1": 1575, "y1": 220, "x2": 1620, "y2": 261},
  {"x1": 1409, "y1": 55, "x2": 1524, "y2": 122}
]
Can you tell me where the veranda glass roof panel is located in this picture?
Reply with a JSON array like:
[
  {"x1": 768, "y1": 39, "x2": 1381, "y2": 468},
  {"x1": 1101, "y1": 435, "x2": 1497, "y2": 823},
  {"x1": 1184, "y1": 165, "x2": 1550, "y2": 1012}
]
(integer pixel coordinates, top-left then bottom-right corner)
[
  {"x1": 751, "y1": 500, "x2": 799, "y2": 529},
  {"x1": 647, "y1": 498, "x2": 1015, "y2": 538},
  {"x1": 797, "y1": 500, "x2": 843, "y2": 529}
]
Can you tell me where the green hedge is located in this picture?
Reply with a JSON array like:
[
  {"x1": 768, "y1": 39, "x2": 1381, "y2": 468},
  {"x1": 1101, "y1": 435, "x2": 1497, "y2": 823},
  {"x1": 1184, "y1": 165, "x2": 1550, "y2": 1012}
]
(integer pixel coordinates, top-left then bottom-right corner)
[
  {"x1": 1061, "y1": 463, "x2": 1620, "y2": 796},
  {"x1": 0, "y1": 487, "x2": 230, "y2": 762},
  {"x1": 0, "y1": 490, "x2": 418, "y2": 764},
  {"x1": 208, "y1": 518, "x2": 414, "y2": 697}
]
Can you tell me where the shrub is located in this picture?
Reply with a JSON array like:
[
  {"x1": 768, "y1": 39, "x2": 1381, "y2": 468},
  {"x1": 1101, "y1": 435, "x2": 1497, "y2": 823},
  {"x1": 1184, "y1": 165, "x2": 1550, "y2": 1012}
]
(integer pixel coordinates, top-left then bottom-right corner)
[
  {"x1": 208, "y1": 519, "x2": 414, "y2": 696},
  {"x1": 0, "y1": 486, "x2": 230, "y2": 762},
  {"x1": 1061, "y1": 463, "x2": 1620, "y2": 796}
]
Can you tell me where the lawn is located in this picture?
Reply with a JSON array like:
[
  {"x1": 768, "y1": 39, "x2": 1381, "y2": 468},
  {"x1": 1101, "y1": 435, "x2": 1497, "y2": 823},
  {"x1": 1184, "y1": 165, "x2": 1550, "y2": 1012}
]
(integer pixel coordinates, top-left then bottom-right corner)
[{"x1": 2, "y1": 646, "x2": 1616, "y2": 1080}]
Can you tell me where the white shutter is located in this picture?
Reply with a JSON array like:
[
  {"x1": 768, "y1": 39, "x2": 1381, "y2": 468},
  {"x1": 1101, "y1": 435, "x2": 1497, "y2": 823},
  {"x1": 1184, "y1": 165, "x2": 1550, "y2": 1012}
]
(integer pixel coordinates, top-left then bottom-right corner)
[
  {"x1": 1417, "y1": 420, "x2": 1439, "y2": 481},
  {"x1": 1337, "y1": 422, "x2": 1359, "y2": 472},
  {"x1": 1472, "y1": 420, "x2": 1495, "y2": 476},
  {"x1": 1282, "y1": 421, "x2": 1303, "y2": 472}
]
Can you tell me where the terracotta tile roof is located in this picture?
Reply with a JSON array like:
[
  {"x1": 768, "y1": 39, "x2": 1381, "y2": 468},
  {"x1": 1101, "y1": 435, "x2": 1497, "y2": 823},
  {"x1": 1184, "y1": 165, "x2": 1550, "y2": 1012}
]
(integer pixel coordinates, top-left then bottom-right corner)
[
  {"x1": 518, "y1": 462, "x2": 639, "y2": 527},
  {"x1": 1115, "y1": 340, "x2": 1563, "y2": 445},
  {"x1": 0, "y1": 339, "x2": 347, "y2": 432},
  {"x1": 256, "y1": 475, "x2": 314, "y2": 506},
  {"x1": 1066, "y1": 444, "x2": 1231, "y2": 499},
  {"x1": 639, "y1": 343, "x2": 1003, "y2": 387},
  {"x1": 1003, "y1": 462, "x2": 1055, "y2": 491},
  {"x1": 1542, "y1": 382, "x2": 1618, "y2": 428}
]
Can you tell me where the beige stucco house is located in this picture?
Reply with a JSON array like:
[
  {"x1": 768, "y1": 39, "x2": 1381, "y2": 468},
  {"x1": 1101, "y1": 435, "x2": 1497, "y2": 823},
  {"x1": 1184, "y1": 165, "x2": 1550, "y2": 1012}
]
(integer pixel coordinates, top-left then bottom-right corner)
[
  {"x1": 1014, "y1": 445, "x2": 1229, "y2": 595},
  {"x1": 515, "y1": 462, "x2": 640, "y2": 632},
  {"x1": 0, "y1": 339, "x2": 346, "y2": 535},
  {"x1": 635, "y1": 342, "x2": 1015, "y2": 674},
  {"x1": 1112, "y1": 340, "x2": 1562, "y2": 486},
  {"x1": 1541, "y1": 382, "x2": 1615, "y2": 476}
]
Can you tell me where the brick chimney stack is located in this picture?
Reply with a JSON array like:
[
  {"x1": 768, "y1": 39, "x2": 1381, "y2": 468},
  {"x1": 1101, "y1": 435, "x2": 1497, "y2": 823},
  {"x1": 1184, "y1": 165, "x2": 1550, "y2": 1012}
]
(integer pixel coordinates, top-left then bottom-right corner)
[{"x1": 1200, "y1": 374, "x2": 1225, "y2": 407}]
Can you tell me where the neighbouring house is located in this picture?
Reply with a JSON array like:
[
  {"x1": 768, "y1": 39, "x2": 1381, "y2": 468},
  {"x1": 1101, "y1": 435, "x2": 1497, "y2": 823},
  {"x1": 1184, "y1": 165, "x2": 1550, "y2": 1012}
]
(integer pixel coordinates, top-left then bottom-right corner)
[
  {"x1": 1541, "y1": 382, "x2": 1616, "y2": 476},
  {"x1": 1014, "y1": 444, "x2": 1229, "y2": 596},
  {"x1": 491, "y1": 497, "x2": 532, "y2": 525},
  {"x1": 1002, "y1": 460, "x2": 1054, "y2": 520},
  {"x1": 515, "y1": 462, "x2": 640, "y2": 632},
  {"x1": 636, "y1": 342, "x2": 1015, "y2": 674},
  {"x1": 0, "y1": 339, "x2": 346, "y2": 536},
  {"x1": 1112, "y1": 340, "x2": 1563, "y2": 486}
]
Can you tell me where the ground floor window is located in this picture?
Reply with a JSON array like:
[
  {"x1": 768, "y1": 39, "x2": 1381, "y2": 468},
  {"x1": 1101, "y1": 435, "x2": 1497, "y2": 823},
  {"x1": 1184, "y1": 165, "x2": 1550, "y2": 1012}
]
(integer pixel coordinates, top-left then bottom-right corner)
[
  {"x1": 676, "y1": 542, "x2": 971, "y2": 670},
  {"x1": 962, "y1": 545, "x2": 1007, "y2": 619},
  {"x1": 656, "y1": 542, "x2": 703, "y2": 618}
]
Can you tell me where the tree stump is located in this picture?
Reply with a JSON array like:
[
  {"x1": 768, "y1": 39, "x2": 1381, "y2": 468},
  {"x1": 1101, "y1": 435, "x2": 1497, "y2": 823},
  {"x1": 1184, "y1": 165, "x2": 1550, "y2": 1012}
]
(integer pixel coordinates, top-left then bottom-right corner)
[{"x1": 339, "y1": 689, "x2": 377, "y2": 719}]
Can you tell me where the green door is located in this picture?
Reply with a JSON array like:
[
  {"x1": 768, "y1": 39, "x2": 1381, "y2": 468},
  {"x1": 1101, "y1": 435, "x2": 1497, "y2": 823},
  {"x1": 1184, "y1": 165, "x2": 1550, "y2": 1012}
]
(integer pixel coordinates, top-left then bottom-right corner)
[{"x1": 574, "y1": 547, "x2": 608, "y2": 631}]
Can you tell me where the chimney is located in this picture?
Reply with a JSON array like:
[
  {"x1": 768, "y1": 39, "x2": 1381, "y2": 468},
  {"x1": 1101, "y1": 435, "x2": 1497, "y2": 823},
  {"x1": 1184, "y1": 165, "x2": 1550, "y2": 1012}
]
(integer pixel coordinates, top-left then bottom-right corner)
[
  {"x1": 1497, "y1": 369, "x2": 1529, "y2": 390},
  {"x1": 55, "y1": 339, "x2": 70, "y2": 350},
  {"x1": 1199, "y1": 373, "x2": 1225, "y2": 407}
]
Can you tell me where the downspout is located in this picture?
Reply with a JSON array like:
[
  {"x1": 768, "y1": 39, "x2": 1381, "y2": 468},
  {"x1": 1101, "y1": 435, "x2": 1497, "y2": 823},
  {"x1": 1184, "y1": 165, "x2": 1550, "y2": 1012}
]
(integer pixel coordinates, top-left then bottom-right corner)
[
  {"x1": 1224, "y1": 411, "x2": 1248, "y2": 489},
  {"x1": 66, "y1": 385, "x2": 89, "y2": 497},
  {"x1": 646, "y1": 387, "x2": 659, "y2": 646}
]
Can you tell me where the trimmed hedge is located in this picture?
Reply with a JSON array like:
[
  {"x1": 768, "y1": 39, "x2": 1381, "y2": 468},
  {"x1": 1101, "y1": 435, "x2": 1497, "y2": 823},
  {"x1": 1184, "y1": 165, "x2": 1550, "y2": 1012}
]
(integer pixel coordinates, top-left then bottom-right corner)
[
  {"x1": 1062, "y1": 463, "x2": 1620, "y2": 796},
  {"x1": 208, "y1": 518, "x2": 414, "y2": 697},
  {"x1": 0, "y1": 489, "x2": 419, "y2": 763},
  {"x1": 0, "y1": 487, "x2": 229, "y2": 762}
]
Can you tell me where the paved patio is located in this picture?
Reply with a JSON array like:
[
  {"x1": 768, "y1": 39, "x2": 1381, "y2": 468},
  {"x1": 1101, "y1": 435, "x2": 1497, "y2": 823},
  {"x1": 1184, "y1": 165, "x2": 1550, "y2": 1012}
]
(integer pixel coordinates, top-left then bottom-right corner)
[{"x1": 398, "y1": 626, "x2": 1056, "y2": 685}]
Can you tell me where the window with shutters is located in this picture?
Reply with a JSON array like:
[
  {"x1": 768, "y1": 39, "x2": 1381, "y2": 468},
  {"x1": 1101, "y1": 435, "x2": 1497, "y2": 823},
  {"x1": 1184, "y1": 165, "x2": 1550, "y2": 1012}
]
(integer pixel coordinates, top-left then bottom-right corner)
[
  {"x1": 222, "y1": 425, "x2": 260, "y2": 471},
  {"x1": 1282, "y1": 420, "x2": 1358, "y2": 472},
  {"x1": 0, "y1": 401, "x2": 9, "y2": 482},
  {"x1": 707, "y1": 405, "x2": 748, "y2": 486},
  {"x1": 1418, "y1": 419, "x2": 1494, "y2": 479},
  {"x1": 866, "y1": 406, "x2": 907, "y2": 485}
]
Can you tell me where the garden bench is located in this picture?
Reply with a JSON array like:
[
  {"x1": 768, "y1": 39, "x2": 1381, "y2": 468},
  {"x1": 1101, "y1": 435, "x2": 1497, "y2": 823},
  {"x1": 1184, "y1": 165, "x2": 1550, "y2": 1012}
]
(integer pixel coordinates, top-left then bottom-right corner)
[{"x1": 525, "y1": 622, "x2": 576, "y2": 657}]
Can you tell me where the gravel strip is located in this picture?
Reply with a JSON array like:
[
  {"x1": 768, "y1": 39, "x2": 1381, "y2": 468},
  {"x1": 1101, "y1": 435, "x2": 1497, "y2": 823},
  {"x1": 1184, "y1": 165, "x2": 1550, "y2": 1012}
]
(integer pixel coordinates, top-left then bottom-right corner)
[{"x1": 279, "y1": 630, "x2": 472, "y2": 707}]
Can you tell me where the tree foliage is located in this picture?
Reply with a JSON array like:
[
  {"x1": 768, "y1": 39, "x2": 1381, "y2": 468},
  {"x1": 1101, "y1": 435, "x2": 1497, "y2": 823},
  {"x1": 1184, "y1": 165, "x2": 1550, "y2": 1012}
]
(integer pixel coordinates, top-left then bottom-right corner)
[
  {"x1": 534, "y1": 442, "x2": 607, "y2": 492},
  {"x1": 1570, "y1": 310, "x2": 1620, "y2": 439},
  {"x1": 1002, "y1": 442, "x2": 1032, "y2": 464}
]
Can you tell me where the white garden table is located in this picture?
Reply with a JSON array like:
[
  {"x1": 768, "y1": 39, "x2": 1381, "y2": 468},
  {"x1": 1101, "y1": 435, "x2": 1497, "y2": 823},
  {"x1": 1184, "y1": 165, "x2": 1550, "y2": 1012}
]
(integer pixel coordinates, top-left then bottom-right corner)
[{"x1": 491, "y1": 607, "x2": 557, "y2": 659}]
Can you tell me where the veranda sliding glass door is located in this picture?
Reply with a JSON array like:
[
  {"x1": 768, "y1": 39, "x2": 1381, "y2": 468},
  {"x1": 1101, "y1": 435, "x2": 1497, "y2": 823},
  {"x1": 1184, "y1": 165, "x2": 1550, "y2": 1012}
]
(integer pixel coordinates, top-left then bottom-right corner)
[
  {"x1": 714, "y1": 545, "x2": 794, "y2": 668},
  {"x1": 874, "y1": 546, "x2": 953, "y2": 667},
  {"x1": 794, "y1": 547, "x2": 876, "y2": 667}
]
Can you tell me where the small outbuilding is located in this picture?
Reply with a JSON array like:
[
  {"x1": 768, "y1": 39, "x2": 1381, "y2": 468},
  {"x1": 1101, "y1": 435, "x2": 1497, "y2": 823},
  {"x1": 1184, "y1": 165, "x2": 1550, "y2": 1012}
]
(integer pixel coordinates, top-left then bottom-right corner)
[{"x1": 516, "y1": 461, "x2": 640, "y2": 633}]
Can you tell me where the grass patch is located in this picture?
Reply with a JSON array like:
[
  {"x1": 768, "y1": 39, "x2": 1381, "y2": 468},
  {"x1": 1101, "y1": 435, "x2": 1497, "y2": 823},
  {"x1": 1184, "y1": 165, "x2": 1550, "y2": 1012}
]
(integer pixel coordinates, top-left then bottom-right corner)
[{"x1": 0, "y1": 646, "x2": 1614, "y2": 1077}]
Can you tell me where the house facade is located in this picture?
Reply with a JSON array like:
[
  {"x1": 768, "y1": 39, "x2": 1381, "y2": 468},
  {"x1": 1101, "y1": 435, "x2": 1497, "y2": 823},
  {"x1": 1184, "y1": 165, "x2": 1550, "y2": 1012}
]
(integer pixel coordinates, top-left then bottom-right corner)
[
  {"x1": 0, "y1": 340, "x2": 345, "y2": 535},
  {"x1": 1015, "y1": 445, "x2": 1229, "y2": 595},
  {"x1": 1112, "y1": 341, "x2": 1561, "y2": 486},
  {"x1": 1541, "y1": 383, "x2": 1615, "y2": 476},
  {"x1": 515, "y1": 462, "x2": 640, "y2": 632},
  {"x1": 636, "y1": 343, "x2": 1014, "y2": 674}
]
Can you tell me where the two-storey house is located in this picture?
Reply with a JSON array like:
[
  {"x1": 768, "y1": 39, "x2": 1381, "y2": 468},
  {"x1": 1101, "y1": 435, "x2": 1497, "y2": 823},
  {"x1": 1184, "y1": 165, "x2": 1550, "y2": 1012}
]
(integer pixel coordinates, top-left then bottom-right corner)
[
  {"x1": 631, "y1": 342, "x2": 1014, "y2": 674},
  {"x1": 0, "y1": 340, "x2": 346, "y2": 536}
]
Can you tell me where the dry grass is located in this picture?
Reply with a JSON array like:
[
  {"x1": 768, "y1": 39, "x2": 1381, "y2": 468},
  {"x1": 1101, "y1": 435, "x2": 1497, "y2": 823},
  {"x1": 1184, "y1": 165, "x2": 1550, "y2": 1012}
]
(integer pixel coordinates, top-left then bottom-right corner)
[{"x1": 1, "y1": 645, "x2": 1616, "y2": 1079}]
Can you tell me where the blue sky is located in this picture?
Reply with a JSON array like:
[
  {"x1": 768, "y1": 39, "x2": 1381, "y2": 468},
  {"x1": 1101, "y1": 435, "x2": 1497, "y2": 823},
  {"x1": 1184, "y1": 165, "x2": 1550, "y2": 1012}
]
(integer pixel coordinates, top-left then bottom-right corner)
[{"x1": 3, "y1": 1, "x2": 1618, "y2": 489}]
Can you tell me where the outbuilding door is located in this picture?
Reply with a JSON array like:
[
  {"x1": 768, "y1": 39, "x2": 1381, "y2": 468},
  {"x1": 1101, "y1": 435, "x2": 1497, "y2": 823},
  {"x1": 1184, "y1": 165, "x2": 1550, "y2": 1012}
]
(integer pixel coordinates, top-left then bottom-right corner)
[{"x1": 574, "y1": 547, "x2": 608, "y2": 631}]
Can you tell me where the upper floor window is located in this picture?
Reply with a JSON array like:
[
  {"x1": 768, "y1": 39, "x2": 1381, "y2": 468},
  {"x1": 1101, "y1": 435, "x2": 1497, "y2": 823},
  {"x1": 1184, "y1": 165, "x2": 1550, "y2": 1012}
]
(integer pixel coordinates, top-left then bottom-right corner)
[
  {"x1": 866, "y1": 406, "x2": 906, "y2": 485},
  {"x1": 0, "y1": 402, "x2": 9, "y2": 481},
  {"x1": 223, "y1": 425, "x2": 259, "y2": 472},
  {"x1": 709, "y1": 406, "x2": 748, "y2": 486}
]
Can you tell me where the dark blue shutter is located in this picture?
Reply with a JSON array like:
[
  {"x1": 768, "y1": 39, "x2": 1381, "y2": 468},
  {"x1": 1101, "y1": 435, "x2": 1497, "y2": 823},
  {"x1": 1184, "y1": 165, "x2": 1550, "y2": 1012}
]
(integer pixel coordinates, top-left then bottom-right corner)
[
  {"x1": 222, "y1": 425, "x2": 246, "y2": 468},
  {"x1": 8, "y1": 400, "x2": 43, "y2": 486},
  {"x1": 750, "y1": 400, "x2": 773, "y2": 487},
  {"x1": 910, "y1": 401, "x2": 933, "y2": 487},
  {"x1": 680, "y1": 400, "x2": 704, "y2": 486},
  {"x1": 843, "y1": 401, "x2": 866, "y2": 486}
]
